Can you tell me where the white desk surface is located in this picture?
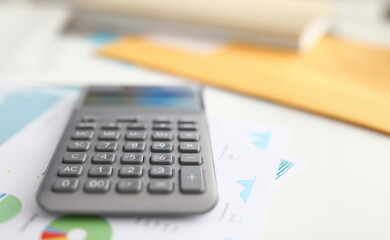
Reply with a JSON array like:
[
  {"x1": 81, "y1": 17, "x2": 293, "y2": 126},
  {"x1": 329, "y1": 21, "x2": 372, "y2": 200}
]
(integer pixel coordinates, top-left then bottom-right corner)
[{"x1": 1, "y1": 1, "x2": 390, "y2": 239}]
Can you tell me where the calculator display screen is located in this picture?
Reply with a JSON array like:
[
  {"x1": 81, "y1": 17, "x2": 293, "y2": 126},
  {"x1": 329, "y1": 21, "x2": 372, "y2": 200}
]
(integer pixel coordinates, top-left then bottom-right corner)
[{"x1": 83, "y1": 87, "x2": 200, "y2": 108}]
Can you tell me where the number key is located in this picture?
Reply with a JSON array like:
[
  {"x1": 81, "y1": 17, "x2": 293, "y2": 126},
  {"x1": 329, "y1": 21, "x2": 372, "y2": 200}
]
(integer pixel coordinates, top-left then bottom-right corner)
[
  {"x1": 150, "y1": 154, "x2": 173, "y2": 165},
  {"x1": 89, "y1": 166, "x2": 113, "y2": 177},
  {"x1": 149, "y1": 166, "x2": 173, "y2": 178},
  {"x1": 123, "y1": 142, "x2": 145, "y2": 152},
  {"x1": 151, "y1": 142, "x2": 173, "y2": 152},
  {"x1": 92, "y1": 153, "x2": 116, "y2": 164},
  {"x1": 52, "y1": 179, "x2": 79, "y2": 192},
  {"x1": 121, "y1": 153, "x2": 144, "y2": 164},
  {"x1": 95, "y1": 142, "x2": 118, "y2": 152},
  {"x1": 119, "y1": 166, "x2": 143, "y2": 178},
  {"x1": 84, "y1": 179, "x2": 110, "y2": 193}
]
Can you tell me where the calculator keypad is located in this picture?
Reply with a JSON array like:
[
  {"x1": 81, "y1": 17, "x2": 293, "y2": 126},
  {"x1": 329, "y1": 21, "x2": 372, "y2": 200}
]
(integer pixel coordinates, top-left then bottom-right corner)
[{"x1": 53, "y1": 116, "x2": 206, "y2": 197}]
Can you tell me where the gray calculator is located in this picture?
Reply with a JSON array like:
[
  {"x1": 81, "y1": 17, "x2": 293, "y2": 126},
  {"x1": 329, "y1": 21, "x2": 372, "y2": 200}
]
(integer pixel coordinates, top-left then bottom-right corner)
[{"x1": 37, "y1": 86, "x2": 218, "y2": 215}]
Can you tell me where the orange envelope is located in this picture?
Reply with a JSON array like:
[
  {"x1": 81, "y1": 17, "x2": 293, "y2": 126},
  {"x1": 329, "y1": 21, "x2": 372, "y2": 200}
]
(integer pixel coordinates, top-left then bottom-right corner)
[{"x1": 98, "y1": 36, "x2": 390, "y2": 134}]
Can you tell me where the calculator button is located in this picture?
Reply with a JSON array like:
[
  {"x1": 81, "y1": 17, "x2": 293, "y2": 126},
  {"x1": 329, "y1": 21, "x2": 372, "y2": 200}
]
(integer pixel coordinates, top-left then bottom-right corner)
[
  {"x1": 150, "y1": 154, "x2": 173, "y2": 165},
  {"x1": 98, "y1": 131, "x2": 120, "y2": 140},
  {"x1": 76, "y1": 122, "x2": 97, "y2": 130},
  {"x1": 179, "y1": 143, "x2": 200, "y2": 153},
  {"x1": 121, "y1": 153, "x2": 144, "y2": 164},
  {"x1": 101, "y1": 122, "x2": 121, "y2": 130},
  {"x1": 148, "y1": 180, "x2": 174, "y2": 194},
  {"x1": 123, "y1": 142, "x2": 146, "y2": 152},
  {"x1": 149, "y1": 166, "x2": 173, "y2": 178},
  {"x1": 153, "y1": 118, "x2": 171, "y2": 124},
  {"x1": 117, "y1": 180, "x2": 142, "y2": 193},
  {"x1": 58, "y1": 165, "x2": 84, "y2": 177},
  {"x1": 52, "y1": 179, "x2": 79, "y2": 192},
  {"x1": 81, "y1": 116, "x2": 96, "y2": 122},
  {"x1": 119, "y1": 166, "x2": 143, "y2": 177},
  {"x1": 89, "y1": 166, "x2": 113, "y2": 177},
  {"x1": 180, "y1": 166, "x2": 205, "y2": 193},
  {"x1": 63, "y1": 153, "x2": 87, "y2": 163},
  {"x1": 152, "y1": 131, "x2": 173, "y2": 141},
  {"x1": 72, "y1": 131, "x2": 94, "y2": 140},
  {"x1": 151, "y1": 142, "x2": 173, "y2": 152},
  {"x1": 116, "y1": 117, "x2": 138, "y2": 123},
  {"x1": 67, "y1": 141, "x2": 90, "y2": 151},
  {"x1": 95, "y1": 142, "x2": 118, "y2": 152},
  {"x1": 178, "y1": 123, "x2": 197, "y2": 131},
  {"x1": 178, "y1": 132, "x2": 200, "y2": 141},
  {"x1": 84, "y1": 179, "x2": 110, "y2": 193},
  {"x1": 180, "y1": 154, "x2": 202, "y2": 165},
  {"x1": 127, "y1": 123, "x2": 147, "y2": 130},
  {"x1": 92, "y1": 153, "x2": 116, "y2": 164},
  {"x1": 153, "y1": 123, "x2": 172, "y2": 130},
  {"x1": 178, "y1": 119, "x2": 196, "y2": 124},
  {"x1": 125, "y1": 131, "x2": 147, "y2": 140}
]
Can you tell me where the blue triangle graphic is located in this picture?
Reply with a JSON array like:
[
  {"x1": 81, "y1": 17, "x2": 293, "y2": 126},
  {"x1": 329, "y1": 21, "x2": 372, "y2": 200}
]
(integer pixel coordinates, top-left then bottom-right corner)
[
  {"x1": 236, "y1": 176, "x2": 256, "y2": 203},
  {"x1": 248, "y1": 131, "x2": 272, "y2": 150}
]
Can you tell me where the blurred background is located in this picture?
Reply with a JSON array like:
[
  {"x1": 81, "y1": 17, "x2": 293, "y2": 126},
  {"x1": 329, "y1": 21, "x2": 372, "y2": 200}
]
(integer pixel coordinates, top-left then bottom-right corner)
[
  {"x1": 1, "y1": 0, "x2": 389, "y2": 80},
  {"x1": 1, "y1": 0, "x2": 389, "y2": 132}
]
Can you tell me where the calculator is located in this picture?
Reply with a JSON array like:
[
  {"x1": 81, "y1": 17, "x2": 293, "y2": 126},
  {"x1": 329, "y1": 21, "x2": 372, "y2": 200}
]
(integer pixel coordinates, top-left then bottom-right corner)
[{"x1": 37, "y1": 86, "x2": 218, "y2": 215}]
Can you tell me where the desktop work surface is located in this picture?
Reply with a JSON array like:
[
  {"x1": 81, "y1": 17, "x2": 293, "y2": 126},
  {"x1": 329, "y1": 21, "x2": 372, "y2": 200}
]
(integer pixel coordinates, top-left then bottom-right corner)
[{"x1": 205, "y1": 88, "x2": 390, "y2": 240}]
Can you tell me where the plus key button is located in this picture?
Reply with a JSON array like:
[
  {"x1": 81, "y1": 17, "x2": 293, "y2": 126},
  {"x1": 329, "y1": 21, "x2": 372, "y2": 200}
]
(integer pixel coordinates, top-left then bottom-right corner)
[{"x1": 180, "y1": 166, "x2": 205, "y2": 193}]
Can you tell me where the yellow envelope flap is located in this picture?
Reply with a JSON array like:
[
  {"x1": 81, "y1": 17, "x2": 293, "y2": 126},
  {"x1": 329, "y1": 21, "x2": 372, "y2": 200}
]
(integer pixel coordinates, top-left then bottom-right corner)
[{"x1": 98, "y1": 36, "x2": 390, "y2": 134}]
